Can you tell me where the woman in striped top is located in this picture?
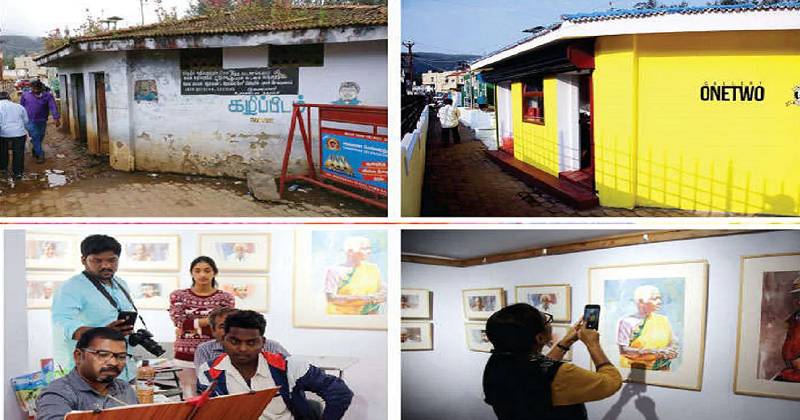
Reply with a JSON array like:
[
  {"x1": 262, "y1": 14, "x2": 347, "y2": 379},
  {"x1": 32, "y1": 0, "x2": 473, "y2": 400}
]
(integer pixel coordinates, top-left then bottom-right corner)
[{"x1": 169, "y1": 256, "x2": 234, "y2": 397}]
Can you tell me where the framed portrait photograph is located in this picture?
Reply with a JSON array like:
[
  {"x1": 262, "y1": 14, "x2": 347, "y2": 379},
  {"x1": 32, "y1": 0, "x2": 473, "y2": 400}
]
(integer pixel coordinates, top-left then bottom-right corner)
[
  {"x1": 117, "y1": 273, "x2": 180, "y2": 310},
  {"x1": 402, "y1": 322, "x2": 433, "y2": 351},
  {"x1": 198, "y1": 233, "x2": 271, "y2": 272},
  {"x1": 294, "y1": 230, "x2": 387, "y2": 330},
  {"x1": 217, "y1": 275, "x2": 270, "y2": 312},
  {"x1": 25, "y1": 233, "x2": 77, "y2": 270},
  {"x1": 515, "y1": 284, "x2": 571, "y2": 323},
  {"x1": 401, "y1": 288, "x2": 432, "y2": 319},
  {"x1": 543, "y1": 324, "x2": 574, "y2": 361},
  {"x1": 465, "y1": 322, "x2": 493, "y2": 353},
  {"x1": 117, "y1": 235, "x2": 181, "y2": 271},
  {"x1": 27, "y1": 272, "x2": 68, "y2": 309},
  {"x1": 589, "y1": 260, "x2": 708, "y2": 391},
  {"x1": 462, "y1": 288, "x2": 505, "y2": 320},
  {"x1": 734, "y1": 253, "x2": 800, "y2": 400}
]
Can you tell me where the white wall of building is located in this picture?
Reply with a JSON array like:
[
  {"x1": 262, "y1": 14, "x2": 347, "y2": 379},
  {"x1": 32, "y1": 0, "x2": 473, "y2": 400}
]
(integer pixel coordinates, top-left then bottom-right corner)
[
  {"x1": 401, "y1": 231, "x2": 800, "y2": 420},
  {"x1": 10, "y1": 226, "x2": 386, "y2": 420},
  {"x1": 55, "y1": 39, "x2": 386, "y2": 178}
]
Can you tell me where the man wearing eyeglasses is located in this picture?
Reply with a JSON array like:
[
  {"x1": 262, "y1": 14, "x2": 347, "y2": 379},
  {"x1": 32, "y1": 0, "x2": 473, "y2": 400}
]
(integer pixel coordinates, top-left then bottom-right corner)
[{"x1": 36, "y1": 327, "x2": 139, "y2": 420}]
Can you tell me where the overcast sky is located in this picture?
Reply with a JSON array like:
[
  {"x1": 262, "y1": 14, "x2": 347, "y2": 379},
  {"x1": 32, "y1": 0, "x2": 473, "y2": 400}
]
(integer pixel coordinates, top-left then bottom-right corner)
[
  {"x1": 1, "y1": 0, "x2": 193, "y2": 37},
  {"x1": 402, "y1": 0, "x2": 713, "y2": 56}
]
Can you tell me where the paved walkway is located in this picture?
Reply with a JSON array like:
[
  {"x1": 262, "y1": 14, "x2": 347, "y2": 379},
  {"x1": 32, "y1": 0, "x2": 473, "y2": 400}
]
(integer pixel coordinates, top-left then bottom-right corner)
[
  {"x1": 420, "y1": 115, "x2": 745, "y2": 217},
  {"x1": 0, "y1": 123, "x2": 384, "y2": 217}
]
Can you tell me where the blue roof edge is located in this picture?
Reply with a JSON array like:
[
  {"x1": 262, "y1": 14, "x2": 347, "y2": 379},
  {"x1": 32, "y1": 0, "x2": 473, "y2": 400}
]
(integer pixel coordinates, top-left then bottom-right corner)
[{"x1": 562, "y1": 2, "x2": 800, "y2": 21}]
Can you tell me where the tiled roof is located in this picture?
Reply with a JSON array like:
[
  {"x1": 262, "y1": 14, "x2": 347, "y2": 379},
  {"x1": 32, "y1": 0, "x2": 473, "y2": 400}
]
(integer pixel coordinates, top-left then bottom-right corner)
[
  {"x1": 71, "y1": 5, "x2": 386, "y2": 42},
  {"x1": 473, "y1": 2, "x2": 800, "y2": 65},
  {"x1": 561, "y1": 2, "x2": 800, "y2": 22}
]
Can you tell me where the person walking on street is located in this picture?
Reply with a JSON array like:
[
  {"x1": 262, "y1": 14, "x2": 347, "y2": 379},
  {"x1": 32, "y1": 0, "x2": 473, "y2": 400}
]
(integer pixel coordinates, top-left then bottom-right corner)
[
  {"x1": 0, "y1": 91, "x2": 30, "y2": 180},
  {"x1": 20, "y1": 80, "x2": 60, "y2": 164},
  {"x1": 437, "y1": 97, "x2": 461, "y2": 146}
]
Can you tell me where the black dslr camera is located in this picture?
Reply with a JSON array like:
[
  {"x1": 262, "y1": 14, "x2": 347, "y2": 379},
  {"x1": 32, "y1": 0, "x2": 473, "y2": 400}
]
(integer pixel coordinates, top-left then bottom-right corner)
[{"x1": 128, "y1": 329, "x2": 166, "y2": 357}]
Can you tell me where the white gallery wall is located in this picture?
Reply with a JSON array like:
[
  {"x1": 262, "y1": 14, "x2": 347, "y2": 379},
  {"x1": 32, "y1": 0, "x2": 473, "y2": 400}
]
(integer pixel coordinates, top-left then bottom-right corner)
[
  {"x1": 5, "y1": 226, "x2": 387, "y2": 420},
  {"x1": 401, "y1": 230, "x2": 800, "y2": 420}
]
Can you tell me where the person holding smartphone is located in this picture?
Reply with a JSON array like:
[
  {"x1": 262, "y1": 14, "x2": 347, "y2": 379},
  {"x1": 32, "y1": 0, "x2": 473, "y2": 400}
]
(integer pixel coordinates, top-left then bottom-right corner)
[
  {"x1": 483, "y1": 303, "x2": 622, "y2": 420},
  {"x1": 51, "y1": 235, "x2": 138, "y2": 382}
]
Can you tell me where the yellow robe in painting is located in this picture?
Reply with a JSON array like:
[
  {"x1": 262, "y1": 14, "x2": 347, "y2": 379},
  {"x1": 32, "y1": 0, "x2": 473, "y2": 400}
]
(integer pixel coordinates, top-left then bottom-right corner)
[
  {"x1": 620, "y1": 313, "x2": 674, "y2": 370},
  {"x1": 326, "y1": 262, "x2": 382, "y2": 315}
]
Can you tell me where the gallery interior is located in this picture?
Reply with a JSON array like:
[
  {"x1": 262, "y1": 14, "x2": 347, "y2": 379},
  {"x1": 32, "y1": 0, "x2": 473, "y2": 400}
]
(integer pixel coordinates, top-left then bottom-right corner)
[
  {"x1": 3, "y1": 226, "x2": 387, "y2": 420},
  {"x1": 401, "y1": 229, "x2": 800, "y2": 420}
]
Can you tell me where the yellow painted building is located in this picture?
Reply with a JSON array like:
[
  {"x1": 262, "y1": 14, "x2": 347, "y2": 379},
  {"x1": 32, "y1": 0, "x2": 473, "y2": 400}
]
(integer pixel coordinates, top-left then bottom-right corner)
[{"x1": 476, "y1": 5, "x2": 800, "y2": 216}]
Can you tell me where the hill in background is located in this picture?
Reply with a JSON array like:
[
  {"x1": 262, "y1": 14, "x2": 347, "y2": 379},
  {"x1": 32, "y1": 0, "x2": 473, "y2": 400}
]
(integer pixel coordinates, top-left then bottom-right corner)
[{"x1": 1, "y1": 35, "x2": 46, "y2": 67}]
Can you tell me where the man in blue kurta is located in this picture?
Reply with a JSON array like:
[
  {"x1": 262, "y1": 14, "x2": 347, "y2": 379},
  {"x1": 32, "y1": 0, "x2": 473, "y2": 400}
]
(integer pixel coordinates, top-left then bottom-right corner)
[{"x1": 51, "y1": 235, "x2": 137, "y2": 381}]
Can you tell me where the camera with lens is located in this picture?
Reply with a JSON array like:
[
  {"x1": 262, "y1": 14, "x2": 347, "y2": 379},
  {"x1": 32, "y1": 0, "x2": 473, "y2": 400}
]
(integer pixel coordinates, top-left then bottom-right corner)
[{"x1": 128, "y1": 329, "x2": 165, "y2": 357}]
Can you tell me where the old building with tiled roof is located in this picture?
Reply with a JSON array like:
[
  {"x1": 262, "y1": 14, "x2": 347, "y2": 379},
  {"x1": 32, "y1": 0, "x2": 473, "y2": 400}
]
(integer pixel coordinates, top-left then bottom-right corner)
[{"x1": 36, "y1": 5, "x2": 387, "y2": 178}]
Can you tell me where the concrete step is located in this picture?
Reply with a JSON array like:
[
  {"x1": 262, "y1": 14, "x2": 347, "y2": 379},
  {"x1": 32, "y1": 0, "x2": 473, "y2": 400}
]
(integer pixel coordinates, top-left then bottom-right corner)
[{"x1": 484, "y1": 150, "x2": 599, "y2": 210}]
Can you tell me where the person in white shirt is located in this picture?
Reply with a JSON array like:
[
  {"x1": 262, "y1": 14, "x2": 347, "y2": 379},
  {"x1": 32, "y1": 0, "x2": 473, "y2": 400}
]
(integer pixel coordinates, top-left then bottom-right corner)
[
  {"x1": 0, "y1": 91, "x2": 29, "y2": 179},
  {"x1": 436, "y1": 97, "x2": 461, "y2": 146},
  {"x1": 197, "y1": 310, "x2": 353, "y2": 420}
]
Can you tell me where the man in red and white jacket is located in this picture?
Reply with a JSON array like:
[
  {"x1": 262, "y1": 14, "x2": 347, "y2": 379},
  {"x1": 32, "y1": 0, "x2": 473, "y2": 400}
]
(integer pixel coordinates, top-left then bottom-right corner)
[{"x1": 197, "y1": 310, "x2": 353, "y2": 420}]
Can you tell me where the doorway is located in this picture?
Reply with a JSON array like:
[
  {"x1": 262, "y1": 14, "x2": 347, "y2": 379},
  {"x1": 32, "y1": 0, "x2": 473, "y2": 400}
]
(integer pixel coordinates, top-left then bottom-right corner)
[
  {"x1": 70, "y1": 73, "x2": 87, "y2": 144},
  {"x1": 58, "y1": 74, "x2": 69, "y2": 134},
  {"x1": 496, "y1": 81, "x2": 514, "y2": 154},
  {"x1": 557, "y1": 73, "x2": 594, "y2": 192},
  {"x1": 92, "y1": 73, "x2": 109, "y2": 156}
]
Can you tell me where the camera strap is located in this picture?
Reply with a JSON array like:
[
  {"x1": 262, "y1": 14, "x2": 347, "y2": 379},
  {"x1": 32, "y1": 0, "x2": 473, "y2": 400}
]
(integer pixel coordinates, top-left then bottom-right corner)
[{"x1": 82, "y1": 270, "x2": 152, "y2": 331}]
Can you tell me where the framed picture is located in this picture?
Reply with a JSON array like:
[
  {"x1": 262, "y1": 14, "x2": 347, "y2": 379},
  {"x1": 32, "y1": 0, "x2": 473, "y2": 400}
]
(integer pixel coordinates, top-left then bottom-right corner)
[
  {"x1": 27, "y1": 272, "x2": 68, "y2": 309},
  {"x1": 117, "y1": 235, "x2": 181, "y2": 271},
  {"x1": 589, "y1": 260, "x2": 708, "y2": 391},
  {"x1": 401, "y1": 288, "x2": 432, "y2": 319},
  {"x1": 217, "y1": 275, "x2": 270, "y2": 312},
  {"x1": 198, "y1": 233, "x2": 271, "y2": 272},
  {"x1": 543, "y1": 324, "x2": 574, "y2": 361},
  {"x1": 294, "y1": 230, "x2": 387, "y2": 330},
  {"x1": 25, "y1": 233, "x2": 77, "y2": 270},
  {"x1": 462, "y1": 288, "x2": 505, "y2": 320},
  {"x1": 402, "y1": 322, "x2": 433, "y2": 351},
  {"x1": 515, "y1": 284, "x2": 571, "y2": 322},
  {"x1": 734, "y1": 253, "x2": 800, "y2": 400},
  {"x1": 465, "y1": 322, "x2": 493, "y2": 353},
  {"x1": 117, "y1": 273, "x2": 180, "y2": 310}
]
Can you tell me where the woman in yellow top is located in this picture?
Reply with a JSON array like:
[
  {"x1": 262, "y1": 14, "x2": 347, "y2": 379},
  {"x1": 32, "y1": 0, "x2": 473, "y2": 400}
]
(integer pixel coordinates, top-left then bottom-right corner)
[
  {"x1": 483, "y1": 303, "x2": 622, "y2": 420},
  {"x1": 324, "y1": 236, "x2": 386, "y2": 315}
]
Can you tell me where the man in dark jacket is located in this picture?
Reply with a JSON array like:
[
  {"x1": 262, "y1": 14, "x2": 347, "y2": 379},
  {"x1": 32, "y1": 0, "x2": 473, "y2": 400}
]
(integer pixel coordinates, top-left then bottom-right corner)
[{"x1": 197, "y1": 310, "x2": 353, "y2": 420}]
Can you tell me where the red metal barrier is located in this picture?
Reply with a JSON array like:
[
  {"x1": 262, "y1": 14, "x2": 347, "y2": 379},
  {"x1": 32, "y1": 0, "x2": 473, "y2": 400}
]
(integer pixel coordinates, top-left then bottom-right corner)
[{"x1": 279, "y1": 103, "x2": 388, "y2": 210}]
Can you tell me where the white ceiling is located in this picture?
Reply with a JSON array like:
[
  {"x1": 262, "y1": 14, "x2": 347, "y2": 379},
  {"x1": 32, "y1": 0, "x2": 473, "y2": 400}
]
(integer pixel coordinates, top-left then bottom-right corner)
[{"x1": 402, "y1": 229, "x2": 646, "y2": 260}]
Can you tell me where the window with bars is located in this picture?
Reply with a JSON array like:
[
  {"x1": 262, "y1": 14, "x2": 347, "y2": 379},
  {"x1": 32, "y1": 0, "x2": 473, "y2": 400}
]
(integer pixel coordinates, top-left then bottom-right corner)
[
  {"x1": 522, "y1": 77, "x2": 545, "y2": 125},
  {"x1": 269, "y1": 44, "x2": 324, "y2": 67},
  {"x1": 180, "y1": 48, "x2": 223, "y2": 71}
]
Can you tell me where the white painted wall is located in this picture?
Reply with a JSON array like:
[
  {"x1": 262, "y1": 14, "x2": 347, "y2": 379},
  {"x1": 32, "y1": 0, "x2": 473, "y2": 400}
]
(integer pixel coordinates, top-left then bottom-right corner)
[
  {"x1": 10, "y1": 226, "x2": 386, "y2": 420},
  {"x1": 4, "y1": 230, "x2": 28, "y2": 420},
  {"x1": 54, "y1": 40, "x2": 386, "y2": 178},
  {"x1": 57, "y1": 52, "x2": 134, "y2": 170},
  {"x1": 401, "y1": 231, "x2": 800, "y2": 420},
  {"x1": 557, "y1": 75, "x2": 580, "y2": 172}
]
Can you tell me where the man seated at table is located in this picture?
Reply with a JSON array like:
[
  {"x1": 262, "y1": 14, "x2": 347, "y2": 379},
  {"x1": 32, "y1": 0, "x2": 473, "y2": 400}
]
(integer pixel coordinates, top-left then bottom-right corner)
[
  {"x1": 197, "y1": 310, "x2": 353, "y2": 420},
  {"x1": 36, "y1": 328, "x2": 138, "y2": 420},
  {"x1": 194, "y1": 307, "x2": 290, "y2": 370}
]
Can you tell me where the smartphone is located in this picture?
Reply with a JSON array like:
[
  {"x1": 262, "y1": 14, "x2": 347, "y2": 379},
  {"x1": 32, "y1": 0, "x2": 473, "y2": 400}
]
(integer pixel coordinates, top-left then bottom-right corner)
[
  {"x1": 117, "y1": 311, "x2": 138, "y2": 327},
  {"x1": 583, "y1": 305, "x2": 600, "y2": 330}
]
